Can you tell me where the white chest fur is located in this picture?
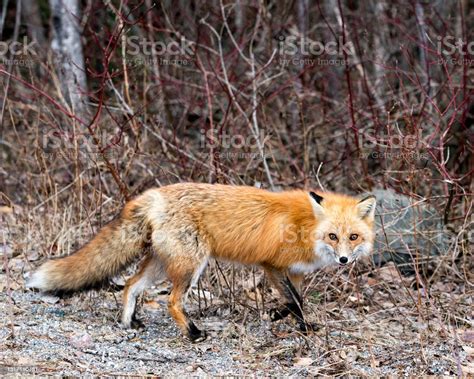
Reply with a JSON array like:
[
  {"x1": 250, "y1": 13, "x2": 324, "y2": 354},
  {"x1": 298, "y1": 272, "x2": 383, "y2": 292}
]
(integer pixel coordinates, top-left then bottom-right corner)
[{"x1": 288, "y1": 240, "x2": 337, "y2": 274}]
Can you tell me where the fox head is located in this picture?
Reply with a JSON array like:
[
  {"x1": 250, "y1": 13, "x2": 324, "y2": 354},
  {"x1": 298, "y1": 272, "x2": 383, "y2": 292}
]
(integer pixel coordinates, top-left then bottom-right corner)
[{"x1": 309, "y1": 192, "x2": 376, "y2": 266}]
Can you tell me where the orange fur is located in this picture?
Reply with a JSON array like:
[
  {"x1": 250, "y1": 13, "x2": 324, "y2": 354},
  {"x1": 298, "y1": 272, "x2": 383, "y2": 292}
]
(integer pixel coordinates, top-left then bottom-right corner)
[{"x1": 28, "y1": 183, "x2": 376, "y2": 342}]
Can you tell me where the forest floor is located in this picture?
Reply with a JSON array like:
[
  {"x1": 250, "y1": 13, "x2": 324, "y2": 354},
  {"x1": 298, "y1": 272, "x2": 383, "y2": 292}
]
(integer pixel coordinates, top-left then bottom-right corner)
[{"x1": 0, "y1": 258, "x2": 473, "y2": 377}]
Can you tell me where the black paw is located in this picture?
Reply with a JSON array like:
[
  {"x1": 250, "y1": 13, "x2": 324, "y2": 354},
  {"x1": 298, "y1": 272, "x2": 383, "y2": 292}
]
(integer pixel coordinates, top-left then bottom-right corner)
[
  {"x1": 298, "y1": 322, "x2": 320, "y2": 335},
  {"x1": 187, "y1": 321, "x2": 207, "y2": 343},
  {"x1": 189, "y1": 329, "x2": 207, "y2": 343},
  {"x1": 269, "y1": 307, "x2": 290, "y2": 322},
  {"x1": 130, "y1": 318, "x2": 146, "y2": 330}
]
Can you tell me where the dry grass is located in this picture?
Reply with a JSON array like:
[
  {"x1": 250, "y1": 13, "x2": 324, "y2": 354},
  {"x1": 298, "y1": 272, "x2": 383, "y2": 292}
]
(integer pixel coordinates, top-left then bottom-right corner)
[{"x1": 0, "y1": 0, "x2": 473, "y2": 376}]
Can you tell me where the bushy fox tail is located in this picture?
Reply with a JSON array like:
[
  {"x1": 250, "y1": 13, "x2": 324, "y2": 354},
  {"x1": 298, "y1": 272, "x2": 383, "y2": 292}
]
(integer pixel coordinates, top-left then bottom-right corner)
[{"x1": 26, "y1": 200, "x2": 151, "y2": 293}]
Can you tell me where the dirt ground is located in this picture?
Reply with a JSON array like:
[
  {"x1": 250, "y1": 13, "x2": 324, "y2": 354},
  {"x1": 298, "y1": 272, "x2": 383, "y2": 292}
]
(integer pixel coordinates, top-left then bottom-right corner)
[
  {"x1": 0, "y1": 0, "x2": 472, "y2": 375},
  {"x1": 1, "y1": 260, "x2": 473, "y2": 377}
]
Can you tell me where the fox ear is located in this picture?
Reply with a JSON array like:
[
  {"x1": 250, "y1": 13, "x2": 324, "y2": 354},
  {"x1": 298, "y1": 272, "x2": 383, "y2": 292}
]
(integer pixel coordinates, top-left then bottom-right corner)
[
  {"x1": 357, "y1": 195, "x2": 376, "y2": 220},
  {"x1": 309, "y1": 192, "x2": 325, "y2": 218}
]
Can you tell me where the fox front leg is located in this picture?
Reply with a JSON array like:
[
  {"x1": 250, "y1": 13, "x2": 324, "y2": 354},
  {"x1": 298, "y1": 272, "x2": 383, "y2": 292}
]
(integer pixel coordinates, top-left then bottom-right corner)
[{"x1": 264, "y1": 267, "x2": 309, "y2": 333}]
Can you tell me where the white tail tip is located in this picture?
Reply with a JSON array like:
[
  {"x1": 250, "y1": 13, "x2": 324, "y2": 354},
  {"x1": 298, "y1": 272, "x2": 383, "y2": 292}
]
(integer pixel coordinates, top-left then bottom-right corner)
[{"x1": 26, "y1": 268, "x2": 48, "y2": 290}]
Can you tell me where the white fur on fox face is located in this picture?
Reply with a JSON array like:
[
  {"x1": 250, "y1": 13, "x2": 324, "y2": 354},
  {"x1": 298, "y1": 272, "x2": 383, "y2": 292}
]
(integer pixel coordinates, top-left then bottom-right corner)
[
  {"x1": 314, "y1": 240, "x2": 339, "y2": 266},
  {"x1": 351, "y1": 242, "x2": 373, "y2": 261},
  {"x1": 315, "y1": 239, "x2": 372, "y2": 265},
  {"x1": 289, "y1": 240, "x2": 336, "y2": 274}
]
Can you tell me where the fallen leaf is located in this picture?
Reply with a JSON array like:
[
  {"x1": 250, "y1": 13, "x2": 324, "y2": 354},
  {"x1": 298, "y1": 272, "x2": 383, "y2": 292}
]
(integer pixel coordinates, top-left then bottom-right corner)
[
  {"x1": 367, "y1": 276, "x2": 377, "y2": 286},
  {"x1": 294, "y1": 357, "x2": 313, "y2": 366},
  {"x1": 348, "y1": 295, "x2": 364, "y2": 303},
  {"x1": 461, "y1": 363, "x2": 474, "y2": 375},
  {"x1": 462, "y1": 346, "x2": 474, "y2": 356},
  {"x1": 245, "y1": 288, "x2": 261, "y2": 301}
]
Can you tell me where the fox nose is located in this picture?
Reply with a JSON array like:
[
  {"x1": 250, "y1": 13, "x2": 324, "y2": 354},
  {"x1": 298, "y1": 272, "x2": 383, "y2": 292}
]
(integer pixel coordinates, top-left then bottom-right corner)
[{"x1": 339, "y1": 256, "x2": 348, "y2": 264}]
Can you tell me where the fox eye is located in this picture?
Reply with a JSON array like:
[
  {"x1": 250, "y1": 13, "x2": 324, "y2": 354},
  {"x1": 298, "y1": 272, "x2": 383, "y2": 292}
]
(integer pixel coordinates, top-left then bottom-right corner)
[
  {"x1": 328, "y1": 233, "x2": 338, "y2": 241},
  {"x1": 350, "y1": 234, "x2": 359, "y2": 241}
]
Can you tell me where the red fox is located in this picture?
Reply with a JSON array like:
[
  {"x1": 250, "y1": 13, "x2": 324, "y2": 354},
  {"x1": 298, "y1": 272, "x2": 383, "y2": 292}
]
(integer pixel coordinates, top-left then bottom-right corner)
[{"x1": 27, "y1": 183, "x2": 376, "y2": 342}]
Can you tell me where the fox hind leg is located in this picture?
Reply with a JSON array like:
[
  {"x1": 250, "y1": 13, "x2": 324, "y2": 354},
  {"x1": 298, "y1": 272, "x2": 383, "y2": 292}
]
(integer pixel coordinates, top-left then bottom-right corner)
[
  {"x1": 165, "y1": 257, "x2": 209, "y2": 342},
  {"x1": 122, "y1": 254, "x2": 163, "y2": 329}
]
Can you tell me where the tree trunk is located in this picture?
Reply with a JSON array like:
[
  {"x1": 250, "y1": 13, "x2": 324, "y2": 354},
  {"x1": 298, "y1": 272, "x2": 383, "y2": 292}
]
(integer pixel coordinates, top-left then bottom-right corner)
[
  {"x1": 49, "y1": 0, "x2": 88, "y2": 120},
  {"x1": 22, "y1": 0, "x2": 46, "y2": 48}
]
